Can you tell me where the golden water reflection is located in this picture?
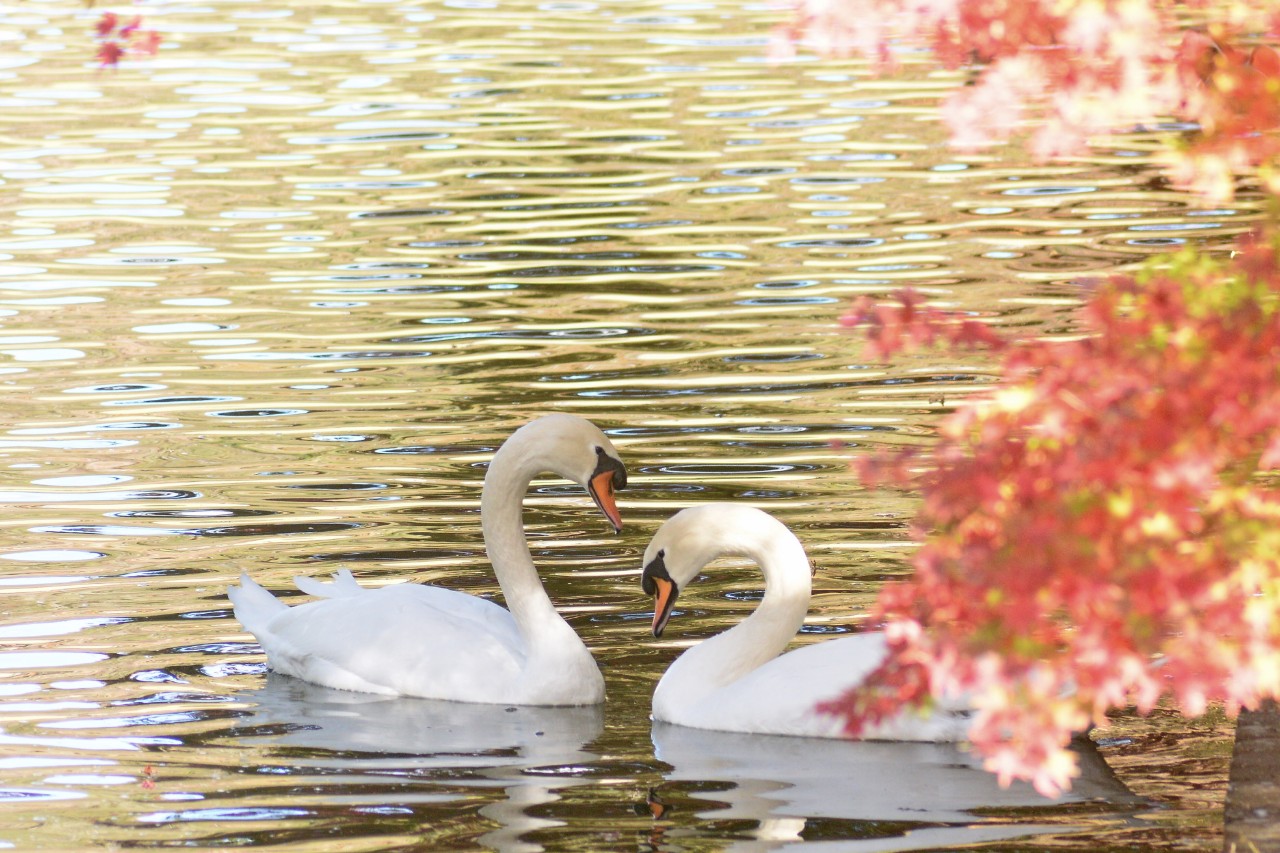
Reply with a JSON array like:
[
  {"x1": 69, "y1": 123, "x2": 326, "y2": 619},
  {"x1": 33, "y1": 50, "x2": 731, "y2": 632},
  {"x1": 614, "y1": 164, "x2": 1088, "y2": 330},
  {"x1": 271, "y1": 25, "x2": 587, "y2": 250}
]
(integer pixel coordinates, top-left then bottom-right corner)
[{"x1": 0, "y1": 0, "x2": 1246, "y2": 849}]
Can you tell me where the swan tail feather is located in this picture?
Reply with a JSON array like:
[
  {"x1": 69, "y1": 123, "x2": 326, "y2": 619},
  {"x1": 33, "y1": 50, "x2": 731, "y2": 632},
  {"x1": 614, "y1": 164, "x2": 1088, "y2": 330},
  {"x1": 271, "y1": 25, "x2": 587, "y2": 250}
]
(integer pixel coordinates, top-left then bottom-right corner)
[
  {"x1": 228, "y1": 573, "x2": 287, "y2": 634},
  {"x1": 292, "y1": 568, "x2": 364, "y2": 598}
]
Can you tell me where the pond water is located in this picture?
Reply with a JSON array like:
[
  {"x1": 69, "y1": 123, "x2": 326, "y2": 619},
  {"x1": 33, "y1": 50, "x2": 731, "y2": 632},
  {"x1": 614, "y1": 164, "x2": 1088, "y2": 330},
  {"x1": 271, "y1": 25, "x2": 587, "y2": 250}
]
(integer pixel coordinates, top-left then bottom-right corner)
[{"x1": 0, "y1": 0, "x2": 1252, "y2": 849}]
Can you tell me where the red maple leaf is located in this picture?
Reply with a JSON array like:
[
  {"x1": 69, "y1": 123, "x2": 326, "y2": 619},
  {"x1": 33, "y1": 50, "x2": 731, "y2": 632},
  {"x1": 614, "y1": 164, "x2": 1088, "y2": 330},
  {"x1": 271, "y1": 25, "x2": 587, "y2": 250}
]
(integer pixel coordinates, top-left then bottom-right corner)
[
  {"x1": 132, "y1": 30, "x2": 162, "y2": 57},
  {"x1": 94, "y1": 12, "x2": 117, "y2": 37},
  {"x1": 96, "y1": 40, "x2": 124, "y2": 69}
]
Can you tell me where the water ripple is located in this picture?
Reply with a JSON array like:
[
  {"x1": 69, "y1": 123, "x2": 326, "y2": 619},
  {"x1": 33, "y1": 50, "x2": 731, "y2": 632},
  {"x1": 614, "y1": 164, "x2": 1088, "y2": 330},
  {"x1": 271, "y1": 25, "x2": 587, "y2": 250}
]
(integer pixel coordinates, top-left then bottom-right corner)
[{"x1": 0, "y1": 0, "x2": 1247, "y2": 848}]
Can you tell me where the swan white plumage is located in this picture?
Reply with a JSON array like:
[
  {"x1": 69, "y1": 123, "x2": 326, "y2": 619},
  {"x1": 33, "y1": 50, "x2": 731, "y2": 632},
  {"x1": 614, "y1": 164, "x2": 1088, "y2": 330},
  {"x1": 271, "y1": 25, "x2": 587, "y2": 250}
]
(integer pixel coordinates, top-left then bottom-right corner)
[
  {"x1": 642, "y1": 503, "x2": 970, "y2": 740},
  {"x1": 228, "y1": 413, "x2": 627, "y2": 706}
]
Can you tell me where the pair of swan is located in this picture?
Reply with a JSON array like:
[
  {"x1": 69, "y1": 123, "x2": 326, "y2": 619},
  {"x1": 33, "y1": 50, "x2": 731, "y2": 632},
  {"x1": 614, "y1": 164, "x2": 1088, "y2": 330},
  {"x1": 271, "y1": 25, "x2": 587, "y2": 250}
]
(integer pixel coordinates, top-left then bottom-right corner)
[{"x1": 230, "y1": 413, "x2": 963, "y2": 740}]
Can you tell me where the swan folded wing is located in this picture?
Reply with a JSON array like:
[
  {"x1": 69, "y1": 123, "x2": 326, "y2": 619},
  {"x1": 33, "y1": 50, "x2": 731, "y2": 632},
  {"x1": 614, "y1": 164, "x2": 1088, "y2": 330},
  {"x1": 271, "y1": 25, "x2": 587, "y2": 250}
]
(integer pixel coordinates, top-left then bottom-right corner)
[
  {"x1": 675, "y1": 640, "x2": 858, "y2": 738},
  {"x1": 258, "y1": 583, "x2": 526, "y2": 702},
  {"x1": 670, "y1": 634, "x2": 969, "y2": 742},
  {"x1": 752, "y1": 638, "x2": 967, "y2": 741}
]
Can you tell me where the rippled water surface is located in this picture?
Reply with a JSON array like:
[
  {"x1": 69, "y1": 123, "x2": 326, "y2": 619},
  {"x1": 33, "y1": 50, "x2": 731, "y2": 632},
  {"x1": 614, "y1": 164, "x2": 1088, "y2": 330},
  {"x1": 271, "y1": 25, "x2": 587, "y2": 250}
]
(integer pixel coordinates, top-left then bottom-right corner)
[{"x1": 0, "y1": 0, "x2": 1253, "y2": 849}]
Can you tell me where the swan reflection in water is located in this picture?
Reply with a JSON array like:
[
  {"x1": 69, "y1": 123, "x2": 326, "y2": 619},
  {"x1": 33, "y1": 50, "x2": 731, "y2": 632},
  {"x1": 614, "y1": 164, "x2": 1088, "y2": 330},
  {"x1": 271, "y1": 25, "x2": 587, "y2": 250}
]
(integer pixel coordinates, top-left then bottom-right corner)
[
  {"x1": 230, "y1": 675, "x2": 603, "y2": 852},
  {"x1": 652, "y1": 723, "x2": 1147, "y2": 852}
]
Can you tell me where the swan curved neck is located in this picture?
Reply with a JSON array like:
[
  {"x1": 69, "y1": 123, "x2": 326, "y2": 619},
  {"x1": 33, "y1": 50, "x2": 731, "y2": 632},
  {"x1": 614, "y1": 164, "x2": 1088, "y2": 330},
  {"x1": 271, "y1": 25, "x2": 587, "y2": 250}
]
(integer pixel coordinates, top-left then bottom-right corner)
[
  {"x1": 658, "y1": 527, "x2": 812, "y2": 710},
  {"x1": 481, "y1": 436, "x2": 568, "y2": 643}
]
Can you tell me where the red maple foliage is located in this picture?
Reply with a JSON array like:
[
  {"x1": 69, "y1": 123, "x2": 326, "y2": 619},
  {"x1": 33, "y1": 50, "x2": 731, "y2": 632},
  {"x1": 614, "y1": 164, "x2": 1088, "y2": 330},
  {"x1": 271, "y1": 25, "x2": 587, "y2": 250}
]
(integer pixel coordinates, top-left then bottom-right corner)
[
  {"x1": 826, "y1": 238, "x2": 1280, "y2": 796},
  {"x1": 94, "y1": 12, "x2": 161, "y2": 70},
  {"x1": 1170, "y1": 29, "x2": 1280, "y2": 200},
  {"x1": 779, "y1": 0, "x2": 1280, "y2": 798},
  {"x1": 840, "y1": 287, "x2": 1006, "y2": 360},
  {"x1": 773, "y1": 1, "x2": 1280, "y2": 197}
]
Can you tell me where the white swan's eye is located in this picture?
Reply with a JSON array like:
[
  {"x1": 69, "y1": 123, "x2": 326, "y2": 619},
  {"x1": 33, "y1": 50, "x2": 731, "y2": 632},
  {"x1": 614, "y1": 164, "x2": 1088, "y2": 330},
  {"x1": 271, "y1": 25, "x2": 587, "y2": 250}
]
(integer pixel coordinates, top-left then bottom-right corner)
[
  {"x1": 592, "y1": 446, "x2": 628, "y2": 489},
  {"x1": 641, "y1": 550, "x2": 672, "y2": 596}
]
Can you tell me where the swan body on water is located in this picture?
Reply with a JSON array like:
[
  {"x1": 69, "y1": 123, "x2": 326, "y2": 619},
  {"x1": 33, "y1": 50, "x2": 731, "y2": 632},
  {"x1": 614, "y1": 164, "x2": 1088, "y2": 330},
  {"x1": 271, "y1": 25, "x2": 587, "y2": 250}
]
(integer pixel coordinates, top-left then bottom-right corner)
[
  {"x1": 229, "y1": 413, "x2": 627, "y2": 706},
  {"x1": 642, "y1": 503, "x2": 970, "y2": 740}
]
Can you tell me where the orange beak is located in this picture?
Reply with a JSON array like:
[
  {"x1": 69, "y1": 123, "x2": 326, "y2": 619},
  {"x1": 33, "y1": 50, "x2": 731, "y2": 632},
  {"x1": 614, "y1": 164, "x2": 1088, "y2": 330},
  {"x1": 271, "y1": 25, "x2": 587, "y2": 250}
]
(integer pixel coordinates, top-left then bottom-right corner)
[
  {"x1": 588, "y1": 469, "x2": 623, "y2": 534},
  {"x1": 651, "y1": 576, "x2": 677, "y2": 637}
]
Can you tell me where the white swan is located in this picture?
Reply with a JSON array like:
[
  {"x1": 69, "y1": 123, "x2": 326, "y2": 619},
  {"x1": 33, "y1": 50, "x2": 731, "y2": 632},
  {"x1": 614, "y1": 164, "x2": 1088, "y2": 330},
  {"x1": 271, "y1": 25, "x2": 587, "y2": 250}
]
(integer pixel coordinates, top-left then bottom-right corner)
[
  {"x1": 229, "y1": 413, "x2": 627, "y2": 706},
  {"x1": 642, "y1": 503, "x2": 970, "y2": 739}
]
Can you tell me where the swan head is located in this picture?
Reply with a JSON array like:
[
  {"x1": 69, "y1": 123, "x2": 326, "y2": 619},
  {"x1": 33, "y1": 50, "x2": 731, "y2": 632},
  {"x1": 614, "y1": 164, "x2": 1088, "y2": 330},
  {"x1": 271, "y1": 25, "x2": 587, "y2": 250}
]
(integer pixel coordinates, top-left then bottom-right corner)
[
  {"x1": 587, "y1": 444, "x2": 628, "y2": 534},
  {"x1": 642, "y1": 503, "x2": 805, "y2": 637},
  {"x1": 640, "y1": 503, "x2": 748, "y2": 637},
  {"x1": 642, "y1": 548, "x2": 680, "y2": 637},
  {"x1": 505, "y1": 413, "x2": 628, "y2": 533}
]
